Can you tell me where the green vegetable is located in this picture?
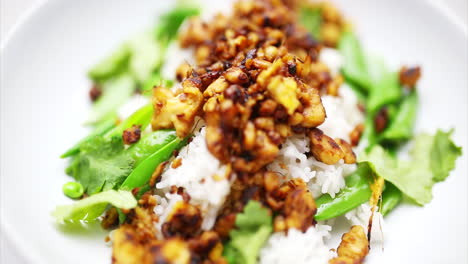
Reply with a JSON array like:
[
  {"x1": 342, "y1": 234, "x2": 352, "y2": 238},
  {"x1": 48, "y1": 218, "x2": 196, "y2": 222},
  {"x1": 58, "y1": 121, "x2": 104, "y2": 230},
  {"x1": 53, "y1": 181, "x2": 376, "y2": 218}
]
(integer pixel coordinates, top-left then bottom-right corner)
[
  {"x1": 128, "y1": 32, "x2": 164, "y2": 84},
  {"x1": 380, "y1": 182, "x2": 402, "y2": 216},
  {"x1": 120, "y1": 135, "x2": 187, "y2": 190},
  {"x1": 367, "y1": 71, "x2": 402, "y2": 115},
  {"x1": 126, "y1": 130, "x2": 180, "y2": 166},
  {"x1": 339, "y1": 31, "x2": 371, "y2": 91},
  {"x1": 52, "y1": 190, "x2": 137, "y2": 222},
  {"x1": 62, "y1": 182, "x2": 84, "y2": 199},
  {"x1": 141, "y1": 73, "x2": 174, "y2": 92},
  {"x1": 69, "y1": 136, "x2": 134, "y2": 195},
  {"x1": 430, "y1": 129, "x2": 462, "y2": 182},
  {"x1": 88, "y1": 45, "x2": 131, "y2": 83},
  {"x1": 222, "y1": 200, "x2": 273, "y2": 264},
  {"x1": 69, "y1": 129, "x2": 185, "y2": 195},
  {"x1": 380, "y1": 92, "x2": 418, "y2": 142},
  {"x1": 315, "y1": 164, "x2": 373, "y2": 221},
  {"x1": 155, "y1": 4, "x2": 200, "y2": 45},
  {"x1": 299, "y1": 7, "x2": 322, "y2": 40},
  {"x1": 86, "y1": 74, "x2": 136, "y2": 125},
  {"x1": 104, "y1": 103, "x2": 153, "y2": 140},
  {"x1": 61, "y1": 116, "x2": 117, "y2": 158},
  {"x1": 359, "y1": 130, "x2": 462, "y2": 205}
]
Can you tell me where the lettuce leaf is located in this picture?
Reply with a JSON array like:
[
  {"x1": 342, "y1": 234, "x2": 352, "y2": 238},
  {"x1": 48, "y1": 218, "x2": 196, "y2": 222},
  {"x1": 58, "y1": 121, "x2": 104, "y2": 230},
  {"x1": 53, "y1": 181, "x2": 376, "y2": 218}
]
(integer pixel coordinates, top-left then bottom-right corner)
[
  {"x1": 431, "y1": 130, "x2": 463, "y2": 182},
  {"x1": 223, "y1": 201, "x2": 273, "y2": 264},
  {"x1": 52, "y1": 190, "x2": 137, "y2": 222},
  {"x1": 359, "y1": 130, "x2": 462, "y2": 205}
]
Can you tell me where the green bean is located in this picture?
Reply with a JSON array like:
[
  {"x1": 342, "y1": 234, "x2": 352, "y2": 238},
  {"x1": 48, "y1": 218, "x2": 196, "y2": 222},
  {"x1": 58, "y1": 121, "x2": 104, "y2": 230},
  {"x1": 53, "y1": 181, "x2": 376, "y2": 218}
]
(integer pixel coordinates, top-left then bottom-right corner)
[
  {"x1": 380, "y1": 92, "x2": 418, "y2": 142},
  {"x1": 315, "y1": 164, "x2": 372, "y2": 221},
  {"x1": 88, "y1": 44, "x2": 131, "y2": 83},
  {"x1": 339, "y1": 31, "x2": 371, "y2": 91},
  {"x1": 61, "y1": 116, "x2": 117, "y2": 158},
  {"x1": 104, "y1": 103, "x2": 153, "y2": 140},
  {"x1": 367, "y1": 71, "x2": 402, "y2": 115},
  {"x1": 62, "y1": 182, "x2": 84, "y2": 199},
  {"x1": 126, "y1": 129, "x2": 180, "y2": 166},
  {"x1": 380, "y1": 182, "x2": 403, "y2": 216},
  {"x1": 120, "y1": 136, "x2": 187, "y2": 190},
  {"x1": 86, "y1": 74, "x2": 136, "y2": 125}
]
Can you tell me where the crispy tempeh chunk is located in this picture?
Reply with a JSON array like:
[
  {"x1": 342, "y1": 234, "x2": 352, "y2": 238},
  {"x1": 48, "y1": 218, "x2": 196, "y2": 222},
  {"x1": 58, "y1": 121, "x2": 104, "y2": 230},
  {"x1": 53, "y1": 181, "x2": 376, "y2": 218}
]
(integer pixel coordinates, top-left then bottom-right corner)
[
  {"x1": 309, "y1": 128, "x2": 344, "y2": 165},
  {"x1": 335, "y1": 138, "x2": 357, "y2": 164},
  {"x1": 399, "y1": 66, "x2": 421, "y2": 88},
  {"x1": 329, "y1": 225, "x2": 369, "y2": 264},
  {"x1": 151, "y1": 78, "x2": 203, "y2": 138}
]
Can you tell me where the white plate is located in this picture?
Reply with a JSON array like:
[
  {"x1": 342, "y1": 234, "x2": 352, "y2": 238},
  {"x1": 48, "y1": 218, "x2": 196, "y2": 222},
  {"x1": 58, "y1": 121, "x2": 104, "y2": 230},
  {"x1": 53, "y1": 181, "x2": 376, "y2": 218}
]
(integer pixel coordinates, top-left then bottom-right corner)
[{"x1": 1, "y1": 0, "x2": 466, "y2": 263}]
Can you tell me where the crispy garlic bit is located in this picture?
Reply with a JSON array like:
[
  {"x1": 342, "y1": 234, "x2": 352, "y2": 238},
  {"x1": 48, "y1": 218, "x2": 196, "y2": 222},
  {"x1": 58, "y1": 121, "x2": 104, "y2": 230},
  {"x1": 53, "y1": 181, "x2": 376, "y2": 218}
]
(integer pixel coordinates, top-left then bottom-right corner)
[
  {"x1": 329, "y1": 225, "x2": 369, "y2": 264},
  {"x1": 151, "y1": 78, "x2": 203, "y2": 138}
]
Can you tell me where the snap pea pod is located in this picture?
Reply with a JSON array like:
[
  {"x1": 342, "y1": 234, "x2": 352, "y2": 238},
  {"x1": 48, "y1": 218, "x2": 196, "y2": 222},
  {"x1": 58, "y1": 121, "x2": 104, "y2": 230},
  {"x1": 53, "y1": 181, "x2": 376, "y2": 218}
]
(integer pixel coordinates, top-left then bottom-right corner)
[
  {"x1": 88, "y1": 44, "x2": 131, "y2": 83},
  {"x1": 126, "y1": 129, "x2": 181, "y2": 166},
  {"x1": 380, "y1": 182, "x2": 402, "y2": 216},
  {"x1": 315, "y1": 164, "x2": 373, "y2": 221},
  {"x1": 104, "y1": 103, "x2": 153, "y2": 140},
  {"x1": 61, "y1": 116, "x2": 117, "y2": 158},
  {"x1": 380, "y1": 91, "x2": 418, "y2": 142},
  {"x1": 339, "y1": 31, "x2": 371, "y2": 91},
  {"x1": 120, "y1": 136, "x2": 187, "y2": 190}
]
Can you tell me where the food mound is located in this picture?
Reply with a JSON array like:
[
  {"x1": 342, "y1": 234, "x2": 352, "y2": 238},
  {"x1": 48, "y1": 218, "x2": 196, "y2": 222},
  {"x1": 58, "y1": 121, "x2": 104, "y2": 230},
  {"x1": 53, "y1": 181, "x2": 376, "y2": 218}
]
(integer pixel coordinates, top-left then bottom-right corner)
[{"x1": 54, "y1": 1, "x2": 462, "y2": 264}]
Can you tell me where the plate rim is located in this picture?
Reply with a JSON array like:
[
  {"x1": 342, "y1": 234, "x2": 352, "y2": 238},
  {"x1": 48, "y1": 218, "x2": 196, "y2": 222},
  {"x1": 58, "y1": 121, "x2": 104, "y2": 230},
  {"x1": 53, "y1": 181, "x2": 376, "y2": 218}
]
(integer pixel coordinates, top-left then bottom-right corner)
[{"x1": 0, "y1": 0, "x2": 466, "y2": 263}]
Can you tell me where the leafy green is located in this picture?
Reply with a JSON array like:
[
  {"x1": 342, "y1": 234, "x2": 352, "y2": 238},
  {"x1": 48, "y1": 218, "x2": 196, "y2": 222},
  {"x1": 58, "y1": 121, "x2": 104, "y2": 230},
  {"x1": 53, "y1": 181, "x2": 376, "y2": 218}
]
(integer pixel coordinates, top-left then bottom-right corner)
[
  {"x1": 52, "y1": 190, "x2": 137, "y2": 222},
  {"x1": 299, "y1": 7, "x2": 322, "y2": 40},
  {"x1": 380, "y1": 92, "x2": 418, "y2": 142},
  {"x1": 359, "y1": 130, "x2": 462, "y2": 205},
  {"x1": 431, "y1": 129, "x2": 463, "y2": 182},
  {"x1": 69, "y1": 136, "x2": 134, "y2": 195},
  {"x1": 61, "y1": 116, "x2": 117, "y2": 158},
  {"x1": 88, "y1": 44, "x2": 131, "y2": 83},
  {"x1": 223, "y1": 201, "x2": 273, "y2": 264},
  {"x1": 86, "y1": 74, "x2": 136, "y2": 124},
  {"x1": 155, "y1": 4, "x2": 200, "y2": 45}
]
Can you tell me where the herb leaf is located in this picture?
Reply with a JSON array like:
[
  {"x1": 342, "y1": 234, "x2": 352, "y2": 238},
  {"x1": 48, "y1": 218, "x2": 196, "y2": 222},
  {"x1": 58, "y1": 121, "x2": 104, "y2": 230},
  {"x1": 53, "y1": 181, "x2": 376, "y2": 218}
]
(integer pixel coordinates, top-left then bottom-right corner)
[
  {"x1": 223, "y1": 201, "x2": 273, "y2": 264},
  {"x1": 72, "y1": 136, "x2": 134, "y2": 195}
]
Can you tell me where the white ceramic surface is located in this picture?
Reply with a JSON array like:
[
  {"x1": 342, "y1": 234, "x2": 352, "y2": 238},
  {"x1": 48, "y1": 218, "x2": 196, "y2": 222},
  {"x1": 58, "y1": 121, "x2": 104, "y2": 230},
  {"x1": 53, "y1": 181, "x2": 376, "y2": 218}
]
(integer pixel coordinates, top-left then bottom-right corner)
[{"x1": 1, "y1": 0, "x2": 466, "y2": 263}]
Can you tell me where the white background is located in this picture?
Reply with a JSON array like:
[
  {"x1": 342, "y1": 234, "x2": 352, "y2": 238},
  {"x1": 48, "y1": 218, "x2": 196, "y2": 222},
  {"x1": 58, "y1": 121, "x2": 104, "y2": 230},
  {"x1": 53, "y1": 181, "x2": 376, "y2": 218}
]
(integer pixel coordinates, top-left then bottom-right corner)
[{"x1": 0, "y1": 0, "x2": 466, "y2": 263}]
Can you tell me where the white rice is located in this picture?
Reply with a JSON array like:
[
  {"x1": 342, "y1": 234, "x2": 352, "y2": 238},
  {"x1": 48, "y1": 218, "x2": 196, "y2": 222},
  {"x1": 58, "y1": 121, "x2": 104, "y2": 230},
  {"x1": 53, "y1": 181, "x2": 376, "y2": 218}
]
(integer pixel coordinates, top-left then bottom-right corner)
[
  {"x1": 155, "y1": 127, "x2": 232, "y2": 230},
  {"x1": 319, "y1": 48, "x2": 344, "y2": 75},
  {"x1": 268, "y1": 135, "x2": 356, "y2": 198},
  {"x1": 320, "y1": 85, "x2": 364, "y2": 142},
  {"x1": 259, "y1": 227, "x2": 333, "y2": 264}
]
